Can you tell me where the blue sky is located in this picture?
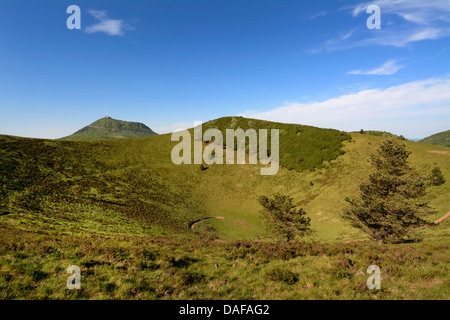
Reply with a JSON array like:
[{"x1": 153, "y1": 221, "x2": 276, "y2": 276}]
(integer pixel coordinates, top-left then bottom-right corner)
[{"x1": 0, "y1": 0, "x2": 449, "y2": 139}]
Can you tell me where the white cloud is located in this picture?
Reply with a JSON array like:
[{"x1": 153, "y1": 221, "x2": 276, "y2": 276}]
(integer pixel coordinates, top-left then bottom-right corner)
[
  {"x1": 347, "y1": 60, "x2": 404, "y2": 75},
  {"x1": 360, "y1": 27, "x2": 450, "y2": 48},
  {"x1": 352, "y1": 0, "x2": 450, "y2": 23},
  {"x1": 306, "y1": 29, "x2": 356, "y2": 53},
  {"x1": 242, "y1": 76, "x2": 450, "y2": 128},
  {"x1": 354, "y1": 0, "x2": 450, "y2": 46},
  {"x1": 153, "y1": 122, "x2": 195, "y2": 134},
  {"x1": 309, "y1": 0, "x2": 450, "y2": 52},
  {"x1": 309, "y1": 11, "x2": 327, "y2": 20},
  {"x1": 85, "y1": 10, "x2": 131, "y2": 36},
  {"x1": 406, "y1": 28, "x2": 442, "y2": 42}
]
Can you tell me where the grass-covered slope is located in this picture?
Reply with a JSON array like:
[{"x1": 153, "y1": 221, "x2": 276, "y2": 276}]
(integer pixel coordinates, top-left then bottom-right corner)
[
  {"x1": 0, "y1": 134, "x2": 208, "y2": 236},
  {"x1": 1, "y1": 117, "x2": 448, "y2": 242},
  {"x1": 0, "y1": 117, "x2": 449, "y2": 300},
  {"x1": 61, "y1": 117, "x2": 157, "y2": 140},
  {"x1": 420, "y1": 129, "x2": 450, "y2": 147},
  {"x1": 203, "y1": 116, "x2": 351, "y2": 171},
  {"x1": 352, "y1": 130, "x2": 402, "y2": 139}
]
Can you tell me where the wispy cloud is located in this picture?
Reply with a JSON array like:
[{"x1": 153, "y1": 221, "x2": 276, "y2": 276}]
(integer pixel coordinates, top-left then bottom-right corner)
[
  {"x1": 347, "y1": 59, "x2": 404, "y2": 75},
  {"x1": 360, "y1": 27, "x2": 449, "y2": 48},
  {"x1": 309, "y1": 11, "x2": 327, "y2": 20},
  {"x1": 306, "y1": 29, "x2": 356, "y2": 54},
  {"x1": 308, "y1": 0, "x2": 450, "y2": 52},
  {"x1": 85, "y1": 10, "x2": 132, "y2": 36},
  {"x1": 352, "y1": 0, "x2": 450, "y2": 24},
  {"x1": 354, "y1": 0, "x2": 450, "y2": 46},
  {"x1": 242, "y1": 76, "x2": 450, "y2": 128}
]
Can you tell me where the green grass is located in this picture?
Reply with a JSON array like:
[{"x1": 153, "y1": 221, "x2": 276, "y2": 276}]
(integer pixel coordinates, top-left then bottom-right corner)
[
  {"x1": 203, "y1": 116, "x2": 351, "y2": 171},
  {"x1": 0, "y1": 225, "x2": 448, "y2": 299},
  {"x1": 352, "y1": 130, "x2": 402, "y2": 139},
  {"x1": 420, "y1": 129, "x2": 450, "y2": 148},
  {"x1": 0, "y1": 117, "x2": 449, "y2": 299},
  {"x1": 1, "y1": 119, "x2": 449, "y2": 241}
]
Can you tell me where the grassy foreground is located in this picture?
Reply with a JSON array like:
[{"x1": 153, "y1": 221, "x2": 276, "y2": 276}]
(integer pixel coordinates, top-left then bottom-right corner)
[{"x1": 0, "y1": 220, "x2": 448, "y2": 300}]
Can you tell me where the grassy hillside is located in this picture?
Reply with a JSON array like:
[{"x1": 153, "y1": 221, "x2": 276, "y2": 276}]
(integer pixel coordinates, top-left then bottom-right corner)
[
  {"x1": 1, "y1": 118, "x2": 449, "y2": 241},
  {"x1": 0, "y1": 117, "x2": 449, "y2": 299},
  {"x1": 0, "y1": 135, "x2": 206, "y2": 236},
  {"x1": 61, "y1": 117, "x2": 157, "y2": 140},
  {"x1": 203, "y1": 116, "x2": 351, "y2": 171},
  {"x1": 352, "y1": 130, "x2": 402, "y2": 139},
  {"x1": 420, "y1": 130, "x2": 450, "y2": 148}
]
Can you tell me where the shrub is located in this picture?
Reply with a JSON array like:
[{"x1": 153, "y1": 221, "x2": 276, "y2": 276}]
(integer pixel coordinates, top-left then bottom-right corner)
[
  {"x1": 330, "y1": 267, "x2": 353, "y2": 279},
  {"x1": 179, "y1": 271, "x2": 205, "y2": 285},
  {"x1": 429, "y1": 166, "x2": 445, "y2": 186},
  {"x1": 258, "y1": 193, "x2": 311, "y2": 242},
  {"x1": 265, "y1": 268, "x2": 298, "y2": 284}
]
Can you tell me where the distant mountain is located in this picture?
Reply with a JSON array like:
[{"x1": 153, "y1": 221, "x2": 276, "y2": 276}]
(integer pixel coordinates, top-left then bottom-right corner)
[
  {"x1": 60, "y1": 117, "x2": 157, "y2": 140},
  {"x1": 419, "y1": 130, "x2": 450, "y2": 147}
]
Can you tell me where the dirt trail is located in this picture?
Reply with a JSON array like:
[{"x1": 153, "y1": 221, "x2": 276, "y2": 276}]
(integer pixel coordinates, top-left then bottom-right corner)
[
  {"x1": 340, "y1": 210, "x2": 450, "y2": 244},
  {"x1": 189, "y1": 216, "x2": 225, "y2": 230},
  {"x1": 433, "y1": 211, "x2": 450, "y2": 224},
  {"x1": 427, "y1": 150, "x2": 450, "y2": 156}
]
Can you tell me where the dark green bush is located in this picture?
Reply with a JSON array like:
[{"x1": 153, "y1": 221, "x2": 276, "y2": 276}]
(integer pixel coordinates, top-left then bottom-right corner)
[
  {"x1": 429, "y1": 166, "x2": 445, "y2": 186},
  {"x1": 179, "y1": 271, "x2": 205, "y2": 285},
  {"x1": 330, "y1": 267, "x2": 353, "y2": 279},
  {"x1": 265, "y1": 268, "x2": 298, "y2": 284}
]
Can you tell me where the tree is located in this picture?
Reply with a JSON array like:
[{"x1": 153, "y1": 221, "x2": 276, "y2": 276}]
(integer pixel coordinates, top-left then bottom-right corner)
[
  {"x1": 429, "y1": 166, "x2": 445, "y2": 186},
  {"x1": 343, "y1": 139, "x2": 434, "y2": 243},
  {"x1": 258, "y1": 193, "x2": 311, "y2": 241}
]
